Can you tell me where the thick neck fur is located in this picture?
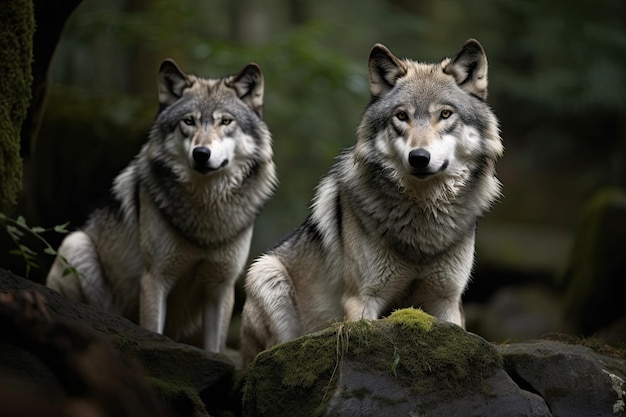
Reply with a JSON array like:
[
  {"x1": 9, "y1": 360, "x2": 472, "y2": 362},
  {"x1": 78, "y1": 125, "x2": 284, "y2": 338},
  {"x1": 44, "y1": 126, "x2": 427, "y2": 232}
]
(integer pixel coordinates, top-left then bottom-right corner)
[
  {"x1": 312, "y1": 149, "x2": 499, "y2": 257},
  {"x1": 113, "y1": 143, "x2": 276, "y2": 249}
]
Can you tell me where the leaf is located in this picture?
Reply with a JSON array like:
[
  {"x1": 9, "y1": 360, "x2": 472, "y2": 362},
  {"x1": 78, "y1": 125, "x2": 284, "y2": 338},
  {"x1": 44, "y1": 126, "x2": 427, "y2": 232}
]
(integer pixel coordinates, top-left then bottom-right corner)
[
  {"x1": 8, "y1": 249, "x2": 23, "y2": 256},
  {"x1": 30, "y1": 226, "x2": 46, "y2": 233},
  {"x1": 62, "y1": 266, "x2": 80, "y2": 277},
  {"x1": 6, "y1": 225, "x2": 24, "y2": 238},
  {"x1": 43, "y1": 247, "x2": 57, "y2": 256},
  {"x1": 391, "y1": 351, "x2": 400, "y2": 377},
  {"x1": 16, "y1": 216, "x2": 27, "y2": 226},
  {"x1": 54, "y1": 222, "x2": 70, "y2": 234},
  {"x1": 19, "y1": 245, "x2": 36, "y2": 256}
]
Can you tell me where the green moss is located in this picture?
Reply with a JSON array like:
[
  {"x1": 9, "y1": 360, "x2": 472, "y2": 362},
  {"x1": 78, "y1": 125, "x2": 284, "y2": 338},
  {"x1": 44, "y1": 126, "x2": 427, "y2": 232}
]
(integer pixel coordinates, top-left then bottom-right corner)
[
  {"x1": 367, "y1": 308, "x2": 502, "y2": 393},
  {"x1": 387, "y1": 307, "x2": 435, "y2": 331},
  {"x1": 0, "y1": 0, "x2": 34, "y2": 213},
  {"x1": 148, "y1": 377, "x2": 207, "y2": 416},
  {"x1": 243, "y1": 308, "x2": 504, "y2": 416},
  {"x1": 243, "y1": 325, "x2": 342, "y2": 416}
]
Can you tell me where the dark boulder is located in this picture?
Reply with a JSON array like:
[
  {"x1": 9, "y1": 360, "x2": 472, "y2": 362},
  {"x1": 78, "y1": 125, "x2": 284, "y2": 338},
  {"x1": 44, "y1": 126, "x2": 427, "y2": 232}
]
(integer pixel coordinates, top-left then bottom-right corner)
[
  {"x1": 498, "y1": 338, "x2": 626, "y2": 417},
  {"x1": 0, "y1": 269, "x2": 235, "y2": 417}
]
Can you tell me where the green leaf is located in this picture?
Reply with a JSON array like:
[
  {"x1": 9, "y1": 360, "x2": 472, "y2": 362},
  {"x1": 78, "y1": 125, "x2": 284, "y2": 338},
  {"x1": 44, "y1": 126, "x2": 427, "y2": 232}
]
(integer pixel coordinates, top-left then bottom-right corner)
[
  {"x1": 63, "y1": 265, "x2": 82, "y2": 278},
  {"x1": 16, "y1": 216, "x2": 27, "y2": 226},
  {"x1": 19, "y1": 245, "x2": 36, "y2": 256},
  {"x1": 30, "y1": 226, "x2": 46, "y2": 233},
  {"x1": 43, "y1": 247, "x2": 57, "y2": 256},
  {"x1": 54, "y1": 222, "x2": 70, "y2": 233},
  {"x1": 6, "y1": 225, "x2": 24, "y2": 238}
]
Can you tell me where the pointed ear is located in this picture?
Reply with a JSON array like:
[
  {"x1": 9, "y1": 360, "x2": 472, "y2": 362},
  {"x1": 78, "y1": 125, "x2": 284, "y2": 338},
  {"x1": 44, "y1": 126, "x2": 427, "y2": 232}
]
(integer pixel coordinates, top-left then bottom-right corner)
[
  {"x1": 443, "y1": 39, "x2": 489, "y2": 100},
  {"x1": 227, "y1": 63, "x2": 264, "y2": 118},
  {"x1": 158, "y1": 59, "x2": 192, "y2": 107},
  {"x1": 368, "y1": 44, "x2": 408, "y2": 98}
]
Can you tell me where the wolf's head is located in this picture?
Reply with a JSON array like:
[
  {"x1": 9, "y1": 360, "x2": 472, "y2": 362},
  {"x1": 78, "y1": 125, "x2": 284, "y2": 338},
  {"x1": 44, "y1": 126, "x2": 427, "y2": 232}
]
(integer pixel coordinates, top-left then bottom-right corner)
[
  {"x1": 151, "y1": 59, "x2": 271, "y2": 178},
  {"x1": 356, "y1": 39, "x2": 503, "y2": 187}
]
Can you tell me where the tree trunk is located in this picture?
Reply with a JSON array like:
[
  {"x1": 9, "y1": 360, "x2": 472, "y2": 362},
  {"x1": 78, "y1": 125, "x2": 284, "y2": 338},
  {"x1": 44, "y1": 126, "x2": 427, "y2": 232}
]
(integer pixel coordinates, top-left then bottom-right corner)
[{"x1": 0, "y1": 0, "x2": 35, "y2": 213}]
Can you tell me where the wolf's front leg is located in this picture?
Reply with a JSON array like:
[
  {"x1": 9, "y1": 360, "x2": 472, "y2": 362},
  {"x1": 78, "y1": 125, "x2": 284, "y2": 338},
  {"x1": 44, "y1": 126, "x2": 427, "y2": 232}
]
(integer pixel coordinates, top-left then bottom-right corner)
[
  {"x1": 240, "y1": 254, "x2": 303, "y2": 366},
  {"x1": 139, "y1": 272, "x2": 167, "y2": 334},
  {"x1": 203, "y1": 283, "x2": 235, "y2": 353},
  {"x1": 412, "y1": 276, "x2": 466, "y2": 328},
  {"x1": 343, "y1": 294, "x2": 386, "y2": 321},
  {"x1": 47, "y1": 231, "x2": 113, "y2": 311},
  {"x1": 422, "y1": 296, "x2": 465, "y2": 328}
]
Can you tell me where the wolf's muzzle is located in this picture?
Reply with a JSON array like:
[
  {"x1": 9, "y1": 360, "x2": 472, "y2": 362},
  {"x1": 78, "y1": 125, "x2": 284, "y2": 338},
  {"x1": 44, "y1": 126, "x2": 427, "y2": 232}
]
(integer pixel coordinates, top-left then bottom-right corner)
[
  {"x1": 193, "y1": 147, "x2": 211, "y2": 164},
  {"x1": 192, "y1": 146, "x2": 229, "y2": 173},
  {"x1": 192, "y1": 146, "x2": 214, "y2": 173},
  {"x1": 408, "y1": 148, "x2": 430, "y2": 169}
]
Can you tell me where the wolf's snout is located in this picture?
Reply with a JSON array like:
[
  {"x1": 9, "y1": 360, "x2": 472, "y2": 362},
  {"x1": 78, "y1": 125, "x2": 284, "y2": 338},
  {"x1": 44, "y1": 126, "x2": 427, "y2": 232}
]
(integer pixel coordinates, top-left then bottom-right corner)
[
  {"x1": 192, "y1": 147, "x2": 211, "y2": 164},
  {"x1": 408, "y1": 148, "x2": 430, "y2": 169}
]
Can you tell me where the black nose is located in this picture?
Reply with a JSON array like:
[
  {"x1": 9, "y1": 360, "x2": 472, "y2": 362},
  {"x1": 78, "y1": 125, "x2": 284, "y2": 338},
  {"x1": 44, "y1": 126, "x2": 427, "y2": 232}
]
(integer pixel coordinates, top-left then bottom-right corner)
[
  {"x1": 192, "y1": 147, "x2": 211, "y2": 164},
  {"x1": 408, "y1": 148, "x2": 430, "y2": 169}
]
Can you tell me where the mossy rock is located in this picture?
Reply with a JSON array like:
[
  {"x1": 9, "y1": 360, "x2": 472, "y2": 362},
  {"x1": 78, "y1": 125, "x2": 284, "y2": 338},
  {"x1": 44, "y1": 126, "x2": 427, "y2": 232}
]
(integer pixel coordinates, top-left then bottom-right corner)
[{"x1": 243, "y1": 308, "x2": 549, "y2": 417}]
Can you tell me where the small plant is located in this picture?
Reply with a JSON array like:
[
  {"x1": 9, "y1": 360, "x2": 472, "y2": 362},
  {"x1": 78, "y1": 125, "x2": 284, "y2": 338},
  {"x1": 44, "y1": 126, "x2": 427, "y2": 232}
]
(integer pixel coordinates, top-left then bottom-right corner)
[
  {"x1": 0, "y1": 212, "x2": 79, "y2": 278},
  {"x1": 391, "y1": 348, "x2": 401, "y2": 377}
]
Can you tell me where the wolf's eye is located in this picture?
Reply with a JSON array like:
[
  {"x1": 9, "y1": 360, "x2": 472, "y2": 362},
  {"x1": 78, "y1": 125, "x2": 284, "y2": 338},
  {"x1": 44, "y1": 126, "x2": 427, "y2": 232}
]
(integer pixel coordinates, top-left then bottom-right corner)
[
  {"x1": 221, "y1": 117, "x2": 233, "y2": 126},
  {"x1": 440, "y1": 109, "x2": 453, "y2": 119},
  {"x1": 182, "y1": 117, "x2": 194, "y2": 126},
  {"x1": 395, "y1": 111, "x2": 409, "y2": 122}
]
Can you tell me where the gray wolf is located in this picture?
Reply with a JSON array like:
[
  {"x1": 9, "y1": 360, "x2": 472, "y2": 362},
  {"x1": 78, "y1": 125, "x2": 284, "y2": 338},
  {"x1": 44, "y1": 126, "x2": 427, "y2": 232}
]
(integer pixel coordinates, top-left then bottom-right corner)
[
  {"x1": 47, "y1": 59, "x2": 277, "y2": 353},
  {"x1": 240, "y1": 39, "x2": 503, "y2": 365}
]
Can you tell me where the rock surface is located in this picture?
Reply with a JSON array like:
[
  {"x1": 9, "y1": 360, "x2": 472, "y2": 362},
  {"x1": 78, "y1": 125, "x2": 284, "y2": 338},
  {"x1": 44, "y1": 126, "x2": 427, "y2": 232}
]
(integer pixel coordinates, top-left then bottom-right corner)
[
  {"x1": 243, "y1": 309, "x2": 551, "y2": 417},
  {"x1": 0, "y1": 269, "x2": 235, "y2": 417},
  {"x1": 498, "y1": 339, "x2": 626, "y2": 417},
  {"x1": 243, "y1": 309, "x2": 626, "y2": 417},
  {"x1": 3, "y1": 269, "x2": 625, "y2": 417}
]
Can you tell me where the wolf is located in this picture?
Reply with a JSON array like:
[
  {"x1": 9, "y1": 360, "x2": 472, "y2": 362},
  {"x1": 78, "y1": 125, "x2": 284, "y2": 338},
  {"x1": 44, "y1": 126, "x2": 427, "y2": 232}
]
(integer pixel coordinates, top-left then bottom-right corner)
[
  {"x1": 240, "y1": 39, "x2": 503, "y2": 365},
  {"x1": 46, "y1": 59, "x2": 277, "y2": 353}
]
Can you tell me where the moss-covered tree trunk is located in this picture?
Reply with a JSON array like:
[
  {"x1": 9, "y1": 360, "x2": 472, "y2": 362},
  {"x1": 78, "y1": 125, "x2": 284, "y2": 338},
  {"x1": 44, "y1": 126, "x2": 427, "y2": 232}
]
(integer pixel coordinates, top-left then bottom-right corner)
[{"x1": 0, "y1": 0, "x2": 34, "y2": 213}]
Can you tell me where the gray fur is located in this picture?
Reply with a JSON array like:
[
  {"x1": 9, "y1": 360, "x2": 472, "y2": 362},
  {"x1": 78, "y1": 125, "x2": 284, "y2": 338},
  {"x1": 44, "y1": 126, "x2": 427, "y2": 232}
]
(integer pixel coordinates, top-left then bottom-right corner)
[
  {"x1": 47, "y1": 60, "x2": 277, "y2": 353},
  {"x1": 240, "y1": 39, "x2": 503, "y2": 366}
]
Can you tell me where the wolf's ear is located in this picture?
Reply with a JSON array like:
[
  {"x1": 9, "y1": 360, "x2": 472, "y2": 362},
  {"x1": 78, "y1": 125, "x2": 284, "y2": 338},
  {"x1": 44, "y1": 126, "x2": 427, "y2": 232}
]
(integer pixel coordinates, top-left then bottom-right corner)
[
  {"x1": 158, "y1": 59, "x2": 192, "y2": 107},
  {"x1": 443, "y1": 39, "x2": 488, "y2": 100},
  {"x1": 227, "y1": 63, "x2": 264, "y2": 118},
  {"x1": 368, "y1": 44, "x2": 408, "y2": 98}
]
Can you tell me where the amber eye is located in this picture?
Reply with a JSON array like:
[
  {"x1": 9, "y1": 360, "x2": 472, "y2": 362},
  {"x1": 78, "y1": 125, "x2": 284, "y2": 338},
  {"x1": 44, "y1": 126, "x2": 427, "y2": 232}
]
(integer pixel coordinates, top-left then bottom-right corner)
[
  {"x1": 440, "y1": 109, "x2": 453, "y2": 119},
  {"x1": 221, "y1": 117, "x2": 233, "y2": 126},
  {"x1": 395, "y1": 111, "x2": 409, "y2": 122},
  {"x1": 182, "y1": 117, "x2": 194, "y2": 126}
]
